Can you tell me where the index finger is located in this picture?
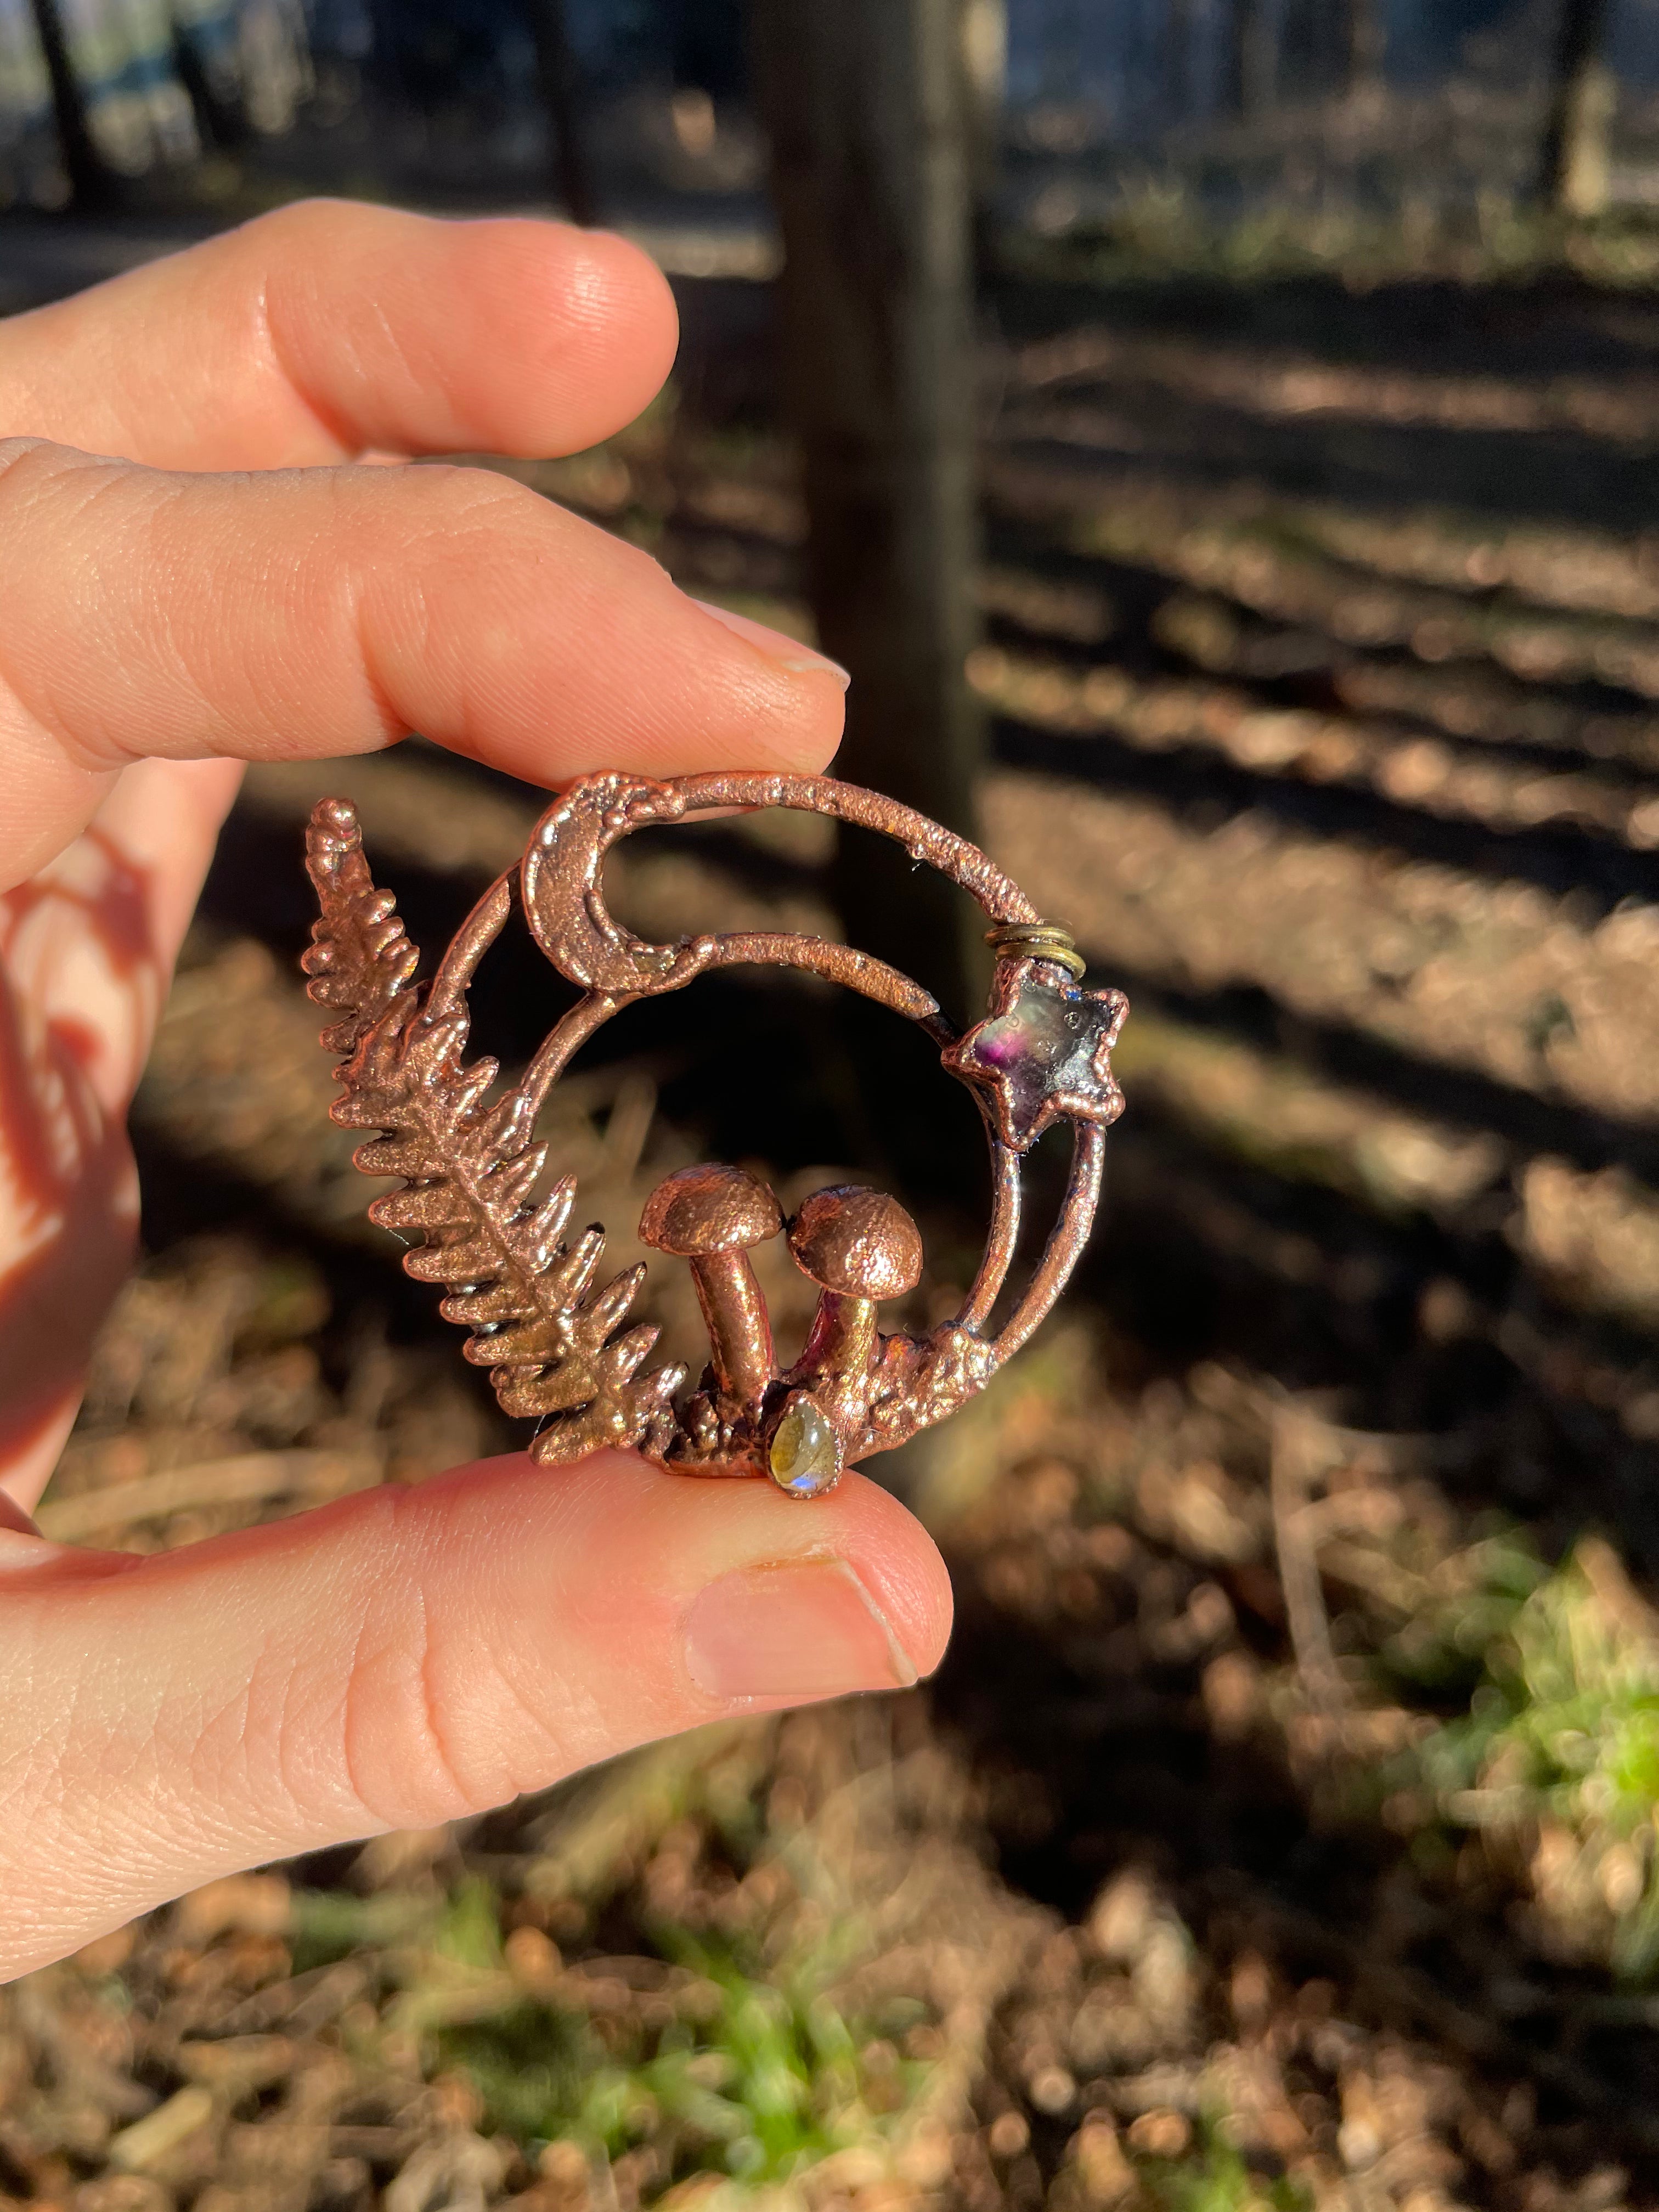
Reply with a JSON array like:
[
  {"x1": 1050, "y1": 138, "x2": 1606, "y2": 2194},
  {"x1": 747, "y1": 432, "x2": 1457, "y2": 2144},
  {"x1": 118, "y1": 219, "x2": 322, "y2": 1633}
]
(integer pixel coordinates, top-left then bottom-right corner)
[
  {"x1": 0, "y1": 201, "x2": 680, "y2": 471},
  {"x1": 0, "y1": 439, "x2": 846, "y2": 889}
]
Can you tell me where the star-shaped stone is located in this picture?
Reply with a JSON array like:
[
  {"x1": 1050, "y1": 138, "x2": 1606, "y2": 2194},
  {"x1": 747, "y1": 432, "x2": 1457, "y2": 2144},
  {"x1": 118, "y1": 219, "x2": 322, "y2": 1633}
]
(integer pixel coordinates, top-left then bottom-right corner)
[{"x1": 944, "y1": 960, "x2": 1128, "y2": 1153}]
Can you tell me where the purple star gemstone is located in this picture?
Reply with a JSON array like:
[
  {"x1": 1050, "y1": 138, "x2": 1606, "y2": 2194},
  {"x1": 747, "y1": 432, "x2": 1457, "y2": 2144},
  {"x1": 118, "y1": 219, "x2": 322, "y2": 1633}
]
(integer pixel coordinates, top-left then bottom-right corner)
[{"x1": 945, "y1": 962, "x2": 1128, "y2": 1153}]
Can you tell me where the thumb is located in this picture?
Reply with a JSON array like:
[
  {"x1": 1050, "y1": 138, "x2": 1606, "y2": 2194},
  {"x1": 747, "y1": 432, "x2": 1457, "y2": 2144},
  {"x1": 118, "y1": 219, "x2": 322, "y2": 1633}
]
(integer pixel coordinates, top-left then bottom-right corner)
[{"x1": 0, "y1": 1451, "x2": 951, "y2": 1980}]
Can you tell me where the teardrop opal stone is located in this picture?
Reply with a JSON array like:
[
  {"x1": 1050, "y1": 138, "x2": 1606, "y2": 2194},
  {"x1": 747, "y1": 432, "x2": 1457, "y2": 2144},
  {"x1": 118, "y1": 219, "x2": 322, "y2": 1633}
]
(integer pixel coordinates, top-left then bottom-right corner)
[{"x1": 767, "y1": 1395, "x2": 842, "y2": 1498}]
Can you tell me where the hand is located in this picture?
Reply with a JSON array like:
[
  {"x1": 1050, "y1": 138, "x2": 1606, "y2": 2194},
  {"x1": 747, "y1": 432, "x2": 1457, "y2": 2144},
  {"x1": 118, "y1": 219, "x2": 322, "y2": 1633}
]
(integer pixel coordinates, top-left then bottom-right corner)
[{"x1": 0, "y1": 201, "x2": 952, "y2": 1981}]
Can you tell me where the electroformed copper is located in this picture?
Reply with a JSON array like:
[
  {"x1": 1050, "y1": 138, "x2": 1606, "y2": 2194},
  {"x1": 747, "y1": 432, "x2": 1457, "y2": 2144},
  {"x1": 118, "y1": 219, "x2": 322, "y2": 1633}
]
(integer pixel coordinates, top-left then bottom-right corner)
[{"x1": 302, "y1": 770, "x2": 1127, "y2": 1499}]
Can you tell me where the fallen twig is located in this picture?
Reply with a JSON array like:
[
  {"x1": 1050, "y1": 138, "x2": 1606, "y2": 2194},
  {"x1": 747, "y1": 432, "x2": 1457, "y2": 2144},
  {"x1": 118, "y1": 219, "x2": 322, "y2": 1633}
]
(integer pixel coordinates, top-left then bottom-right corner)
[{"x1": 1269, "y1": 1405, "x2": 1351, "y2": 1713}]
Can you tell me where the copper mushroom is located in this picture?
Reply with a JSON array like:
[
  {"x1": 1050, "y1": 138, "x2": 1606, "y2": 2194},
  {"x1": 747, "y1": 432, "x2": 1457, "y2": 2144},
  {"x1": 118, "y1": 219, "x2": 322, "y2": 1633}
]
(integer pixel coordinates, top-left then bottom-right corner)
[
  {"x1": 787, "y1": 1186, "x2": 924, "y2": 1393},
  {"x1": 639, "y1": 1164, "x2": 782, "y2": 1407}
]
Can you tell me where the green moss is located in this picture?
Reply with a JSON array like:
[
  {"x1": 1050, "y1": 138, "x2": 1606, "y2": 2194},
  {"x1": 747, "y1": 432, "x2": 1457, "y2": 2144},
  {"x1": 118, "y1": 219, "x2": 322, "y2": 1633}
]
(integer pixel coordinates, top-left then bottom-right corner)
[
  {"x1": 287, "y1": 1888, "x2": 432, "y2": 1973},
  {"x1": 436, "y1": 1878, "x2": 505, "y2": 1972},
  {"x1": 1377, "y1": 1530, "x2": 1547, "y2": 1703},
  {"x1": 438, "y1": 1929, "x2": 926, "y2": 2190},
  {"x1": 1136, "y1": 2120, "x2": 1311, "y2": 2212},
  {"x1": 1414, "y1": 1542, "x2": 1659, "y2": 1976}
]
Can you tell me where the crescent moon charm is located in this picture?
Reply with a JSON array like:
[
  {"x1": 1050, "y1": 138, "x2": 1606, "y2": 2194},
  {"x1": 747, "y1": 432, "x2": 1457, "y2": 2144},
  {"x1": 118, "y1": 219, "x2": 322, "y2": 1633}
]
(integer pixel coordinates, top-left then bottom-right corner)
[
  {"x1": 521, "y1": 772, "x2": 719, "y2": 995},
  {"x1": 303, "y1": 771, "x2": 1127, "y2": 1499}
]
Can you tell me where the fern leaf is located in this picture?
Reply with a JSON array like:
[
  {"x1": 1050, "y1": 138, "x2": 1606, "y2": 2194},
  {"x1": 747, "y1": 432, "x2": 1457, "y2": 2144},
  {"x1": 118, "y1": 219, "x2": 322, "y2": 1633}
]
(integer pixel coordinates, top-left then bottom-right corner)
[
  {"x1": 496, "y1": 1361, "x2": 595, "y2": 1418},
  {"x1": 402, "y1": 1232, "x2": 501, "y2": 1285},
  {"x1": 439, "y1": 1282, "x2": 528, "y2": 1329},
  {"x1": 303, "y1": 797, "x2": 685, "y2": 1458},
  {"x1": 302, "y1": 799, "x2": 419, "y2": 1054},
  {"x1": 538, "y1": 1226, "x2": 607, "y2": 1311},
  {"x1": 369, "y1": 1183, "x2": 474, "y2": 1234},
  {"x1": 585, "y1": 1263, "x2": 649, "y2": 1342},
  {"x1": 430, "y1": 1058, "x2": 498, "y2": 1136},
  {"x1": 472, "y1": 1313, "x2": 569, "y2": 1367},
  {"x1": 519, "y1": 1180, "x2": 578, "y2": 1269},
  {"x1": 599, "y1": 1321, "x2": 666, "y2": 1385},
  {"x1": 480, "y1": 1146, "x2": 549, "y2": 1218}
]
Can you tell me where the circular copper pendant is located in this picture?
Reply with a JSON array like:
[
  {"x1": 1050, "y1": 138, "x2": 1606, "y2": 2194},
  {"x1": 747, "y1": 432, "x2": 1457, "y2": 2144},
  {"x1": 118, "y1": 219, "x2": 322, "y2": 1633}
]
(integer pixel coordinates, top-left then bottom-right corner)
[{"x1": 303, "y1": 771, "x2": 1127, "y2": 1498}]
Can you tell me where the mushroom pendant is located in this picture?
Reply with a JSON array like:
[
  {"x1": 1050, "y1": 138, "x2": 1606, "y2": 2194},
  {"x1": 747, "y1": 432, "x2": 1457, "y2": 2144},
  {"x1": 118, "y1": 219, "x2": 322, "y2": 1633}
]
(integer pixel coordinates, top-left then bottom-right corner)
[{"x1": 302, "y1": 771, "x2": 1127, "y2": 1499}]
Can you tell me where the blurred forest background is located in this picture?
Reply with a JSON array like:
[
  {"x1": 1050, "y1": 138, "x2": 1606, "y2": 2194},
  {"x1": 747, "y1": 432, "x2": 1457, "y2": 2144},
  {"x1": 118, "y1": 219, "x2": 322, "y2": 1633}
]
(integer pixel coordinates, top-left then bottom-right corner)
[{"x1": 21, "y1": 5, "x2": 1659, "y2": 2212}]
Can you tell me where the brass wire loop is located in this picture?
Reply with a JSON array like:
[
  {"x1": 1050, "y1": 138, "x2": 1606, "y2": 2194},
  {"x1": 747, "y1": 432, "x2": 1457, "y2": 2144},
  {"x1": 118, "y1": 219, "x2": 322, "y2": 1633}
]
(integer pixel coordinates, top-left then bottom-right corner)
[{"x1": 983, "y1": 921, "x2": 1087, "y2": 981}]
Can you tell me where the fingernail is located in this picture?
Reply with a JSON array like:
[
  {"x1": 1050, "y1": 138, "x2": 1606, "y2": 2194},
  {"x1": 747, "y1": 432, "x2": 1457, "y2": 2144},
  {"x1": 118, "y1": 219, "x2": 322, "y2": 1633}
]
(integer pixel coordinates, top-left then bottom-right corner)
[
  {"x1": 691, "y1": 598, "x2": 851, "y2": 687},
  {"x1": 684, "y1": 1559, "x2": 919, "y2": 1701},
  {"x1": 0, "y1": 1488, "x2": 40, "y2": 1537}
]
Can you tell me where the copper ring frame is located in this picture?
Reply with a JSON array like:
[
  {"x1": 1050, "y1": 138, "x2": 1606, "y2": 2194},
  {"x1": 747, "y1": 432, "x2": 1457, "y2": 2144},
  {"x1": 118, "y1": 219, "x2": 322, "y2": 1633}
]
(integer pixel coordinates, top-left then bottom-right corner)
[{"x1": 304, "y1": 770, "x2": 1127, "y2": 1495}]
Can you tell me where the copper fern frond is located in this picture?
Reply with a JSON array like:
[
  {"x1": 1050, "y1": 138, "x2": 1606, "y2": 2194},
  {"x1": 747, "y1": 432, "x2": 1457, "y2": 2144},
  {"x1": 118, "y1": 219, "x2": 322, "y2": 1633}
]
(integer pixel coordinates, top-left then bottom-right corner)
[
  {"x1": 302, "y1": 798, "x2": 684, "y2": 1461},
  {"x1": 301, "y1": 795, "x2": 420, "y2": 1055}
]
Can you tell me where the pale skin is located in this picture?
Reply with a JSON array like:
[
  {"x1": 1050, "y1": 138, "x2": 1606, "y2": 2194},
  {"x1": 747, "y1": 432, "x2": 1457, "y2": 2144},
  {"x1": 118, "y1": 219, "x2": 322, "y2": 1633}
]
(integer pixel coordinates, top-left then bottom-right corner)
[{"x1": 0, "y1": 200, "x2": 953, "y2": 1982}]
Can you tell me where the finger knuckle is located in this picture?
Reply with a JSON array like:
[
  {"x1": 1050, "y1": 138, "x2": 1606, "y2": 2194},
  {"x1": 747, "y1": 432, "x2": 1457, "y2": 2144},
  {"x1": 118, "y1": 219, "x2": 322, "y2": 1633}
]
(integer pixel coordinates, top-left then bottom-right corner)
[
  {"x1": 414, "y1": 460, "x2": 546, "y2": 533},
  {"x1": 333, "y1": 1493, "x2": 566, "y2": 1828},
  {"x1": 0, "y1": 436, "x2": 73, "y2": 504},
  {"x1": 236, "y1": 194, "x2": 358, "y2": 265}
]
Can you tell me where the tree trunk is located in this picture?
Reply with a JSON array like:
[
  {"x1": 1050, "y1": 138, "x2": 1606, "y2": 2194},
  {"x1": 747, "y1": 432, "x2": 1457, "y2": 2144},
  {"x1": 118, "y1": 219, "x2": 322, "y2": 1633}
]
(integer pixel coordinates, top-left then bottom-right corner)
[
  {"x1": 1277, "y1": 0, "x2": 1335, "y2": 101},
  {"x1": 1163, "y1": 0, "x2": 1193, "y2": 122},
  {"x1": 752, "y1": 0, "x2": 985, "y2": 1045},
  {"x1": 525, "y1": 0, "x2": 597, "y2": 225},
  {"x1": 27, "y1": 0, "x2": 121, "y2": 210},
  {"x1": 1540, "y1": 0, "x2": 1615, "y2": 217},
  {"x1": 1226, "y1": 0, "x2": 1274, "y2": 121},
  {"x1": 960, "y1": 0, "x2": 1006, "y2": 202},
  {"x1": 1343, "y1": 0, "x2": 1384, "y2": 95}
]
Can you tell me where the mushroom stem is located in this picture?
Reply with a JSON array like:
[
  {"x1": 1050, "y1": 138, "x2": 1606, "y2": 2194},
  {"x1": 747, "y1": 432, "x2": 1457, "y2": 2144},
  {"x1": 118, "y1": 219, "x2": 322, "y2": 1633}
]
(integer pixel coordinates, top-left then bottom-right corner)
[
  {"x1": 637, "y1": 1163, "x2": 783, "y2": 1419},
  {"x1": 691, "y1": 1249, "x2": 775, "y2": 1406},
  {"x1": 797, "y1": 1292, "x2": 878, "y2": 1389}
]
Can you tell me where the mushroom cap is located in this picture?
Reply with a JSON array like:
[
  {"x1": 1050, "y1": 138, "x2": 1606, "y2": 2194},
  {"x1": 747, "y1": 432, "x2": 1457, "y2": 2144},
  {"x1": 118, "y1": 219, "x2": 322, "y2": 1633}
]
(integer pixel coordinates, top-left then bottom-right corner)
[
  {"x1": 788, "y1": 1186, "x2": 923, "y2": 1299},
  {"x1": 639, "y1": 1163, "x2": 782, "y2": 1255}
]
